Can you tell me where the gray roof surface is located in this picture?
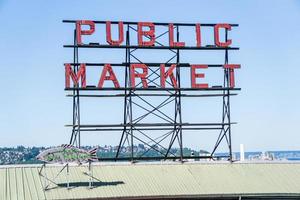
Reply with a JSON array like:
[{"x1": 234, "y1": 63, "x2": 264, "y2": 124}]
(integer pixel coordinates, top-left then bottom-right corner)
[{"x1": 1, "y1": 162, "x2": 300, "y2": 200}]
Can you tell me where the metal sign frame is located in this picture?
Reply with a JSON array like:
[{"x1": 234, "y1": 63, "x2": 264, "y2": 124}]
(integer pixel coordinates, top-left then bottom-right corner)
[{"x1": 63, "y1": 20, "x2": 240, "y2": 162}]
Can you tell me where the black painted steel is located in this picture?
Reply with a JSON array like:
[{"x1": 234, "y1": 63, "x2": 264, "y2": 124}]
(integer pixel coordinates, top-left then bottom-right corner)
[
  {"x1": 64, "y1": 21, "x2": 240, "y2": 162},
  {"x1": 63, "y1": 19, "x2": 238, "y2": 27}
]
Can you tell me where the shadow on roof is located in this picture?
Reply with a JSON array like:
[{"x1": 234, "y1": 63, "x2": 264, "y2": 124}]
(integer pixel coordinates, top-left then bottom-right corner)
[{"x1": 56, "y1": 180, "x2": 125, "y2": 188}]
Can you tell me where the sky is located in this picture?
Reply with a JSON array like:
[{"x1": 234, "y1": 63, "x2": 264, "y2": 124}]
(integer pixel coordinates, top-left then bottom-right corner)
[{"x1": 0, "y1": 0, "x2": 299, "y2": 152}]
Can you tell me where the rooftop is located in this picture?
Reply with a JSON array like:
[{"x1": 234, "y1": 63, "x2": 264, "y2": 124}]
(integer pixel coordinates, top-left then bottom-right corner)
[{"x1": 1, "y1": 162, "x2": 300, "y2": 200}]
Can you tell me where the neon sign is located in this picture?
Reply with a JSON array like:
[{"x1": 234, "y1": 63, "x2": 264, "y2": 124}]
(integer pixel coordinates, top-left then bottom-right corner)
[{"x1": 64, "y1": 20, "x2": 240, "y2": 90}]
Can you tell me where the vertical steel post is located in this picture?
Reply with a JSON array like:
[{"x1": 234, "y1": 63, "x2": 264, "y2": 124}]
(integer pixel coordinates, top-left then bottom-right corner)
[
  {"x1": 176, "y1": 25, "x2": 183, "y2": 161},
  {"x1": 76, "y1": 34, "x2": 81, "y2": 148},
  {"x1": 116, "y1": 27, "x2": 130, "y2": 160},
  {"x1": 88, "y1": 161, "x2": 92, "y2": 188},
  {"x1": 70, "y1": 29, "x2": 76, "y2": 145},
  {"x1": 43, "y1": 163, "x2": 47, "y2": 191},
  {"x1": 225, "y1": 29, "x2": 233, "y2": 162},
  {"x1": 128, "y1": 27, "x2": 134, "y2": 162},
  {"x1": 66, "y1": 163, "x2": 70, "y2": 189},
  {"x1": 70, "y1": 28, "x2": 81, "y2": 148}
]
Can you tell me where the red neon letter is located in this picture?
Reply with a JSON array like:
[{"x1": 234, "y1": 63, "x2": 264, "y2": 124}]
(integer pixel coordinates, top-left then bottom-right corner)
[
  {"x1": 160, "y1": 64, "x2": 177, "y2": 88},
  {"x1": 130, "y1": 64, "x2": 148, "y2": 88},
  {"x1": 214, "y1": 24, "x2": 232, "y2": 47},
  {"x1": 196, "y1": 24, "x2": 201, "y2": 47},
  {"x1": 191, "y1": 65, "x2": 208, "y2": 88},
  {"x1": 98, "y1": 64, "x2": 120, "y2": 88},
  {"x1": 76, "y1": 20, "x2": 95, "y2": 45},
  {"x1": 169, "y1": 23, "x2": 185, "y2": 47},
  {"x1": 106, "y1": 21, "x2": 124, "y2": 46},
  {"x1": 65, "y1": 63, "x2": 86, "y2": 88},
  {"x1": 138, "y1": 22, "x2": 155, "y2": 46},
  {"x1": 224, "y1": 64, "x2": 241, "y2": 88}
]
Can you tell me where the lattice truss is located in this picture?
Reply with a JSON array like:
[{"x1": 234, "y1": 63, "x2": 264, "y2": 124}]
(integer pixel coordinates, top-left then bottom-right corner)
[{"x1": 64, "y1": 21, "x2": 240, "y2": 161}]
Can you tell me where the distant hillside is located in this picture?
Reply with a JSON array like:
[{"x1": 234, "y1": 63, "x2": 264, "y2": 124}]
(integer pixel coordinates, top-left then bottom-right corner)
[
  {"x1": 1, "y1": 145, "x2": 299, "y2": 165},
  {"x1": 0, "y1": 145, "x2": 208, "y2": 165}
]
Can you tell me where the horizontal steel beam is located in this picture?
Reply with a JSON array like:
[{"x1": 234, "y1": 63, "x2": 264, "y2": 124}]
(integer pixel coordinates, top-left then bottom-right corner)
[
  {"x1": 65, "y1": 87, "x2": 241, "y2": 91},
  {"x1": 63, "y1": 20, "x2": 239, "y2": 27},
  {"x1": 66, "y1": 93, "x2": 238, "y2": 98},
  {"x1": 64, "y1": 44, "x2": 239, "y2": 50},
  {"x1": 65, "y1": 122, "x2": 236, "y2": 128},
  {"x1": 67, "y1": 63, "x2": 224, "y2": 68},
  {"x1": 71, "y1": 127, "x2": 223, "y2": 131}
]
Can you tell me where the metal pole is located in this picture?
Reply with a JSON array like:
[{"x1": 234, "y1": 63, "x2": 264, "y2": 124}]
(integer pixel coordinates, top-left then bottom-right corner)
[
  {"x1": 116, "y1": 27, "x2": 130, "y2": 160},
  {"x1": 176, "y1": 25, "x2": 183, "y2": 162},
  {"x1": 88, "y1": 161, "x2": 92, "y2": 188},
  {"x1": 43, "y1": 163, "x2": 47, "y2": 191},
  {"x1": 75, "y1": 32, "x2": 81, "y2": 148},
  {"x1": 66, "y1": 163, "x2": 69, "y2": 189},
  {"x1": 225, "y1": 29, "x2": 232, "y2": 162},
  {"x1": 70, "y1": 29, "x2": 76, "y2": 145},
  {"x1": 128, "y1": 27, "x2": 134, "y2": 162}
]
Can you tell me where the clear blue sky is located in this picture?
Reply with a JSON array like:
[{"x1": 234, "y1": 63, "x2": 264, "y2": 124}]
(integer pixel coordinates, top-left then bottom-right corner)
[{"x1": 0, "y1": 0, "x2": 299, "y2": 152}]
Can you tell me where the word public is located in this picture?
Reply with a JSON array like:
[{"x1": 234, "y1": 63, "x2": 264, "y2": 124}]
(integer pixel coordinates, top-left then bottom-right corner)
[{"x1": 76, "y1": 20, "x2": 233, "y2": 47}]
